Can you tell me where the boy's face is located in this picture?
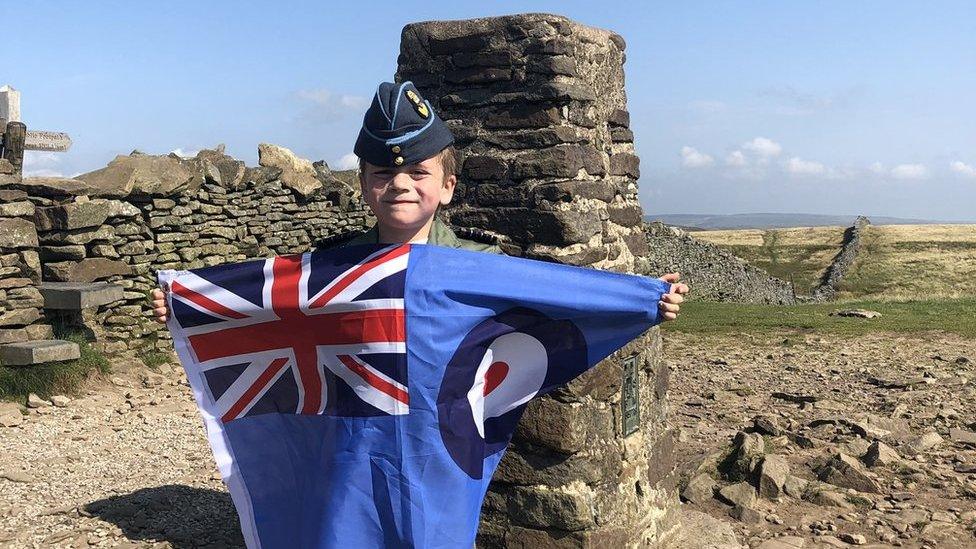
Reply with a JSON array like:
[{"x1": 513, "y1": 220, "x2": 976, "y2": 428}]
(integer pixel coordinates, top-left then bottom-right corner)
[{"x1": 360, "y1": 155, "x2": 456, "y2": 236}]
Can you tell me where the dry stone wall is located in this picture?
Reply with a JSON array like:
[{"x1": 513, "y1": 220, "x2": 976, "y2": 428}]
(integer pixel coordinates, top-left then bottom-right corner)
[
  {"x1": 813, "y1": 215, "x2": 870, "y2": 301},
  {"x1": 2, "y1": 146, "x2": 372, "y2": 355},
  {"x1": 643, "y1": 222, "x2": 796, "y2": 305},
  {"x1": 0, "y1": 188, "x2": 49, "y2": 344},
  {"x1": 398, "y1": 14, "x2": 679, "y2": 547}
]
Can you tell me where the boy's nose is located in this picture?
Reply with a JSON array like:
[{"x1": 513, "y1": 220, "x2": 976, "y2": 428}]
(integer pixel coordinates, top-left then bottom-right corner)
[{"x1": 389, "y1": 173, "x2": 413, "y2": 191}]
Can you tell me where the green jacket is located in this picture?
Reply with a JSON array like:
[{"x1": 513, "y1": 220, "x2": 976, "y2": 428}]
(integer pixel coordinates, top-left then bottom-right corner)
[{"x1": 339, "y1": 219, "x2": 502, "y2": 255}]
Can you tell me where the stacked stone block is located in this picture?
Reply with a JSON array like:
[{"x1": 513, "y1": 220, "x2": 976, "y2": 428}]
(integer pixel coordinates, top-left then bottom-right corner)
[
  {"x1": 6, "y1": 147, "x2": 372, "y2": 355},
  {"x1": 398, "y1": 14, "x2": 679, "y2": 548},
  {"x1": 0, "y1": 188, "x2": 48, "y2": 344}
]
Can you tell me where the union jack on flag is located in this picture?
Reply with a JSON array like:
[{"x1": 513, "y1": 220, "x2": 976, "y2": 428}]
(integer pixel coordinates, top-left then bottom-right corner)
[
  {"x1": 160, "y1": 243, "x2": 671, "y2": 548},
  {"x1": 167, "y1": 244, "x2": 411, "y2": 423}
]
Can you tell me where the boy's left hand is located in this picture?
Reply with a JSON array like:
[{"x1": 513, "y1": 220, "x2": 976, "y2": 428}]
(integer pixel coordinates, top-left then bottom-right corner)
[{"x1": 657, "y1": 273, "x2": 689, "y2": 322}]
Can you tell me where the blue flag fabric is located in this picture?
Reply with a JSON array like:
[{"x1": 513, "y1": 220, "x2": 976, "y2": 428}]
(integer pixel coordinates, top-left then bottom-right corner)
[{"x1": 159, "y1": 243, "x2": 670, "y2": 548}]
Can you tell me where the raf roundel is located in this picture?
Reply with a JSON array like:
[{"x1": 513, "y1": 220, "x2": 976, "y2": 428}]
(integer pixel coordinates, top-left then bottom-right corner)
[{"x1": 436, "y1": 307, "x2": 588, "y2": 479}]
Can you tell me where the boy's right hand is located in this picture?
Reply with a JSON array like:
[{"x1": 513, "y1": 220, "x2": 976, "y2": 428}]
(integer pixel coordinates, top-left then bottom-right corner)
[{"x1": 151, "y1": 288, "x2": 169, "y2": 324}]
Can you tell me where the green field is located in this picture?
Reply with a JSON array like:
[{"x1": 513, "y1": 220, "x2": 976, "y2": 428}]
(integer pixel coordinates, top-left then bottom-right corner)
[
  {"x1": 693, "y1": 224, "x2": 976, "y2": 300},
  {"x1": 663, "y1": 297, "x2": 976, "y2": 338}
]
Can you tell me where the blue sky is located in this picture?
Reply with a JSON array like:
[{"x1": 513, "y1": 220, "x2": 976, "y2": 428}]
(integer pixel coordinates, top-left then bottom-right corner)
[{"x1": 8, "y1": 1, "x2": 975, "y2": 221}]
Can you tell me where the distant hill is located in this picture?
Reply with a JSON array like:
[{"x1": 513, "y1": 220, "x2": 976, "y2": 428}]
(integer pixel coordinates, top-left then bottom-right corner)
[{"x1": 644, "y1": 213, "x2": 948, "y2": 230}]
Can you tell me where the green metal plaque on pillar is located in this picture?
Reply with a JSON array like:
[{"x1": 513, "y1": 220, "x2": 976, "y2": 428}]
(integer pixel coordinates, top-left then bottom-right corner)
[{"x1": 622, "y1": 354, "x2": 639, "y2": 437}]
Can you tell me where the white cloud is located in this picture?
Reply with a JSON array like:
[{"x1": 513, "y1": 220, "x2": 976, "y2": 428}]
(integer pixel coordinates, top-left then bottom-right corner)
[
  {"x1": 891, "y1": 163, "x2": 929, "y2": 180},
  {"x1": 950, "y1": 160, "x2": 976, "y2": 178},
  {"x1": 296, "y1": 89, "x2": 369, "y2": 125},
  {"x1": 170, "y1": 147, "x2": 199, "y2": 159},
  {"x1": 868, "y1": 161, "x2": 885, "y2": 174},
  {"x1": 725, "y1": 150, "x2": 747, "y2": 167},
  {"x1": 742, "y1": 137, "x2": 782, "y2": 158},
  {"x1": 783, "y1": 156, "x2": 826, "y2": 176},
  {"x1": 333, "y1": 153, "x2": 359, "y2": 171},
  {"x1": 23, "y1": 151, "x2": 64, "y2": 177},
  {"x1": 680, "y1": 146, "x2": 714, "y2": 168}
]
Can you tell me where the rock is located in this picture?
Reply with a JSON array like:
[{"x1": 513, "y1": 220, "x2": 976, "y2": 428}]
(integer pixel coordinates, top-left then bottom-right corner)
[
  {"x1": 814, "y1": 535, "x2": 847, "y2": 547},
  {"x1": 905, "y1": 431, "x2": 943, "y2": 454},
  {"x1": 258, "y1": 143, "x2": 322, "y2": 198},
  {"x1": 0, "y1": 218, "x2": 38, "y2": 248},
  {"x1": 753, "y1": 415, "x2": 782, "y2": 436},
  {"x1": 0, "y1": 403, "x2": 23, "y2": 427},
  {"x1": 830, "y1": 309, "x2": 881, "y2": 319},
  {"x1": 717, "y1": 481, "x2": 757, "y2": 509},
  {"x1": 15, "y1": 176, "x2": 97, "y2": 197},
  {"x1": 0, "y1": 471, "x2": 32, "y2": 483},
  {"x1": 863, "y1": 441, "x2": 901, "y2": 467},
  {"x1": 758, "y1": 455, "x2": 790, "y2": 499},
  {"x1": 783, "y1": 475, "x2": 809, "y2": 499},
  {"x1": 805, "y1": 488, "x2": 852, "y2": 509},
  {"x1": 0, "y1": 201, "x2": 34, "y2": 217},
  {"x1": 949, "y1": 427, "x2": 976, "y2": 446},
  {"x1": 50, "y1": 395, "x2": 70, "y2": 407},
  {"x1": 26, "y1": 393, "x2": 50, "y2": 408},
  {"x1": 729, "y1": 504, "x2": 763, "y2": 525},
  {"x1": 42, "y1": 258, "x2": 132, "y2": 283},
  {"x1": 837, "y1": 533, "x2": 866, "y2": 545},
  {"x1": 720, "y1": 431, "x2": 766, "y2": 481},
  {"x1": 77, "y1": 153, "x2": 196, "y2": 197},
  {"x1": 681, "y1": 473, "x2": 717, "y2": 504},
  {"x1": 2, "y1": 340, "x2": 81, "y2": 365},
  {"x1": 757, "y1": 536, "x2": 806, "y2": 548},
  {"x1": 0, "y1": 308, "x2": 42, "y2": 327},
  {"x1": 816, "y1": 453, "x2": 882, "y2": 494},
  {"x1": 33, "y1": 200, "x2": 112, "y2": 231}
]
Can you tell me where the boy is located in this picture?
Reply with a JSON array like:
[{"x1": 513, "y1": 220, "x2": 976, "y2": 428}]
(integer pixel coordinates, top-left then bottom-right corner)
[{"x1": 151, "y1": 81, "x2": 687, "y2": 321}]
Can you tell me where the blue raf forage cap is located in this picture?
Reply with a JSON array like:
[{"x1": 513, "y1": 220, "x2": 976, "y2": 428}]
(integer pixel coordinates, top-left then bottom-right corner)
[{"x1": 353, "y1": 81, "x2": 454, "y2": 168}]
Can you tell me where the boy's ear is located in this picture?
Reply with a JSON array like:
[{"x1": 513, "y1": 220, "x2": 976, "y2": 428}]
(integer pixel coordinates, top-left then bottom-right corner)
[{"x1": 440, "y1": 173, "x2": 457, "y2": 206}]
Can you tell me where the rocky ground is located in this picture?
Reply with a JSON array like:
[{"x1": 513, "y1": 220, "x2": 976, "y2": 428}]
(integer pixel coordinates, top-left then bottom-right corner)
[
  {"x1": 669, "y1": 330, "x2": 976, "y2": 549},
  {"x1": 0, "y1": 331, "x2": 974, "y2": 548}
]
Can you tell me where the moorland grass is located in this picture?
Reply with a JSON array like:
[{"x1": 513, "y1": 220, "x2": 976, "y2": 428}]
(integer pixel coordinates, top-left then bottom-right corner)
[{"x1": 662, "y1": 297, "x2": 976, "y2": 338}]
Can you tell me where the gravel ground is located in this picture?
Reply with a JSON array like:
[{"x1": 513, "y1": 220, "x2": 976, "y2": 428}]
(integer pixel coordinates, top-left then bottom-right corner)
[{"x1": 1, "y1": 330, "x2": 974, "y2": 548}]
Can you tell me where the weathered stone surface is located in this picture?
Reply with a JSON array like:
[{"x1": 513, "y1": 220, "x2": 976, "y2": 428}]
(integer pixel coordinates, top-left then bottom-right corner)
[
  {"x1": 510, "y1": 485, "x2": 595, "y2": 531},
  {"x1": 34, "y1": 200, "x2": 112, "y2": 231},
  {"x1": 757, "y1": 536, "x2": 806, "y2": 549},
  {"x1": 758, "y1": 454, "x2": 789, "y2": 499},
  {"x1": 718, "y1": 482, "x2": 757, "y2": 509},
  {"x1": 25, "y1": 324, "x2": 54, "y2": 340},
  {"x1": 40, "y1": 225, "x2": 114, "y2": 245},
  {"x1": 533, "y1": 180, "x2": 616, "y2": 204},
  {"x1": 720, "y1": 431, "x2": 765, "y2": 481},
  {"x1": 816, "y1": 453, "x2": 881, "y2": 494},
  {"x1": 949, "y1": 427, "x2": 976, "y2": 445},
  {"x1": 512, "y1": 146, "x2": 586, "y2": 179},
  {"x1": 484, "y1": 105, "x2": 561, "y2": 129},
  {"x1": 451, "y1": 208, "x2": 601, "y2": 246},
  {"x1": 462, "y1": 156, "x2": 508, "y2": 180},
  {"x1": 0, "y1": 308, "x2": 41, "y2": 327},
  {"x1": 1, "y1": 339, "x2": 80, "y2": 365},
  {"x1": 863, "y1": 441, "x2": 901, "y2": 467},
  {"x1": 39, "y1": 282, "x2": 125, "y2": 310},
  {"x1": 258, "y1": 143, "x2": 322, "y2": 198},
  {"x1": 77, "y1": 153, "x2": 195, "y2": 197},
  {"x1": 39, "y1": 245, "x2": 86, "y2": 262},
  {"x1": 0, "y1": 218, "x2": 38, "y2": 248},
  {"x1": 0, "y1": 402, "x2": 23, "y2": 427},
  {"x1": 0, "y1": 201, "x2": 34, "y2": 217},
  {"x1": 609, "y1": 153, "x2": 640, "y2": 178},
  {"x1": 0, "y1": 328, "x2": 29, "y2": 344},
  {"x1": 905, "y1": 431, "x2": 943, "y2": 454},
  {"x1": 729, "y1": 504, "x2": 763, "y2": 525},
  {"x1": 43, "y1": 258, "x2": 133, "y2": 283},
  {"x1": 681, "y1": 473, "x2": 717, "y2": 504},
  {"x1": 14, "y1": 176, "x2": 97, "y2": 197}
]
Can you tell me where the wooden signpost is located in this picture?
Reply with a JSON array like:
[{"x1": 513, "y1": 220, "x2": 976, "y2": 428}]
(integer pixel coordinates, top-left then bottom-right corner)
[{"x1": 0, "y1": 85, "x2": 73, "y2": 177}]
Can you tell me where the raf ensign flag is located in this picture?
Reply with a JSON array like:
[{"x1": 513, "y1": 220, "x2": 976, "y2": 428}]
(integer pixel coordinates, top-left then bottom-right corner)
[{"x1": 159, "y1": 243, "x2": 671, "y2": 549}]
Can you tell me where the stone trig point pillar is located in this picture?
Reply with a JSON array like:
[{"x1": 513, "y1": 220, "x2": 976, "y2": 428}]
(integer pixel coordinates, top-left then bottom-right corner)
[{"x1": 398, "y1": 14, "x2": 679, "y2": 547}]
